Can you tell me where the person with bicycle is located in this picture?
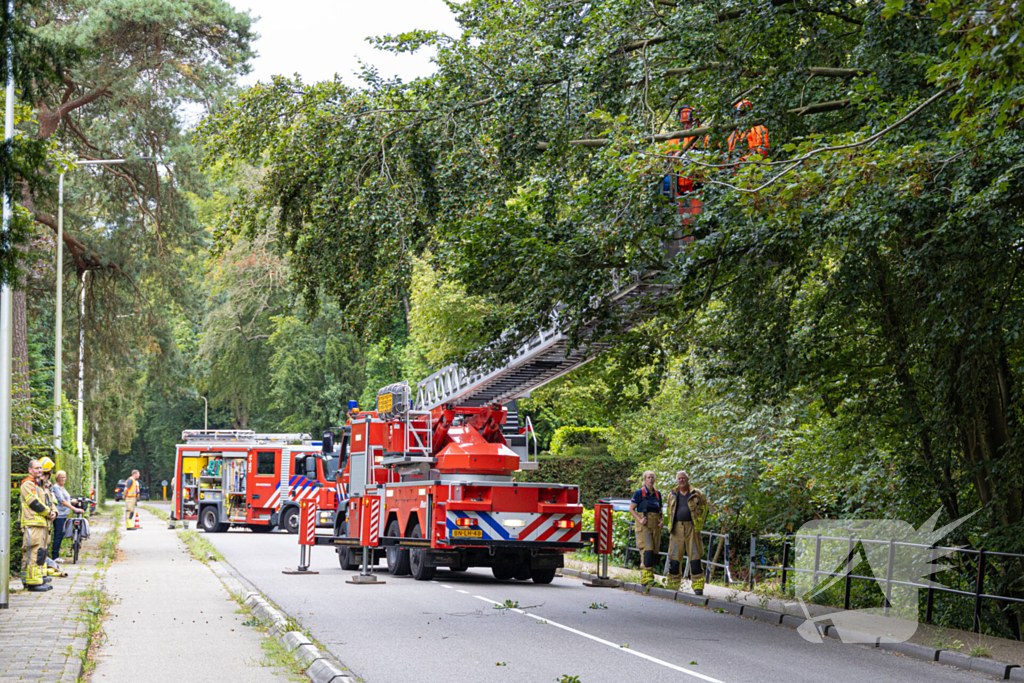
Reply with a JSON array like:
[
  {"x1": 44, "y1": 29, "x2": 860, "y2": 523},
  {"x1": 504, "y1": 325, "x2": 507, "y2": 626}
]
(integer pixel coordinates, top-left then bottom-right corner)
[{"x1": 50, "y1": 470, "x2": 85, "y2": 563}]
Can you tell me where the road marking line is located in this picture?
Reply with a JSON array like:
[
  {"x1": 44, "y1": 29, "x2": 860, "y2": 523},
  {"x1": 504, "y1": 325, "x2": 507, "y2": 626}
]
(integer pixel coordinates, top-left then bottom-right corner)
[
  {"x1": 456, "y1": 589, "x2": 469, "y2": 594},
  {"x1": 471, "y1": 595, "x2": 725, "y2": 683}
]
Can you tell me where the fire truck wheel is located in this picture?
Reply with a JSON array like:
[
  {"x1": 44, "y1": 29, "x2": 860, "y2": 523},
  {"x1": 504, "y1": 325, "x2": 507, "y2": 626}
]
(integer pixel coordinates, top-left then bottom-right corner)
[
  {"x1": 281, "y1": 507, "x2": 300, "y2": 535},
  {"x1": 492, "y1": 563, "x2": 516, "y2": 581},
  {"x1": 339, "y1": 547, "x2": 362, "y2": 571},
  {"x1": 409, "y1": 526, "x2": 436, "y2": 581},
  {"x1": 514, "y1": 564, "x2": 532, "y2": 581},
  {"x1": 200, "y1": 507, "x2": 226, "y2": 533},
  {"x1": 530, "y1": 566, "x2": 557, "y2": 584},
  {"x1": 385, "y1": 520, "x2": 410, "y2": 576}
]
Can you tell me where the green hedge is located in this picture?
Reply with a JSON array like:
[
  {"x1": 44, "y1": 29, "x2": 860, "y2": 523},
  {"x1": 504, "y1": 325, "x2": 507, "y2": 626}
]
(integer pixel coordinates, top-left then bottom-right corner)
[
  {"x1": 549, "y1": 426, "x2": 615, "y2": 457},
  {"x1": 9, "y1": 490, "x2": 22, "y2": 571},
  {"x1": 519, "y1": 454, "x2": 634, "y2": 507}
]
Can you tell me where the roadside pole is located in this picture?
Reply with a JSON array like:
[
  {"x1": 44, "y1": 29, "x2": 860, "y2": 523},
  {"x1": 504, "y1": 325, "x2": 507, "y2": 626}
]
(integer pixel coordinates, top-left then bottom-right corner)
[
  {"x1": 0, "y1": 0, "x2": 17, "y2": 609},
  {"x1": 76, "y1": 271, "x2": 86, "y2": 459}
]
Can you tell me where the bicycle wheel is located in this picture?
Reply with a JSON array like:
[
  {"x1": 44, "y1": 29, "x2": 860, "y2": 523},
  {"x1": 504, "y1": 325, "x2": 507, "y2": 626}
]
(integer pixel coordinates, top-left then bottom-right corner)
[{"x1": 72, "y1": 530, "x2": 80, "y2": 564}]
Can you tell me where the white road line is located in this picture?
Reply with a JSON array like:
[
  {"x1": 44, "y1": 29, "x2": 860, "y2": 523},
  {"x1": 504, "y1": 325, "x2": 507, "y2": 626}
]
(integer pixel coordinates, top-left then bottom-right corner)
[
  {"x1": 471, "y1": 595, "x2": 726, "y2": 683},
  {"x1": 456, "y1": 589, "x2": 469, "y2": 594}
]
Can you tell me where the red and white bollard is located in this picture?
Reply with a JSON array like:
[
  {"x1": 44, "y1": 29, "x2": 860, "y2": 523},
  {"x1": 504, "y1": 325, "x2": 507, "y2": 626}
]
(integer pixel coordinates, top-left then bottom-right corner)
[
  {"x1": 283, "y1": 501, "x2": 319, "y2": 575},
  {"x1": 584, "y1": 501, "x2": 618, "y2": 588},
  {"x1": 347, "y1": 492, "x2": 385, "y2": 585}
]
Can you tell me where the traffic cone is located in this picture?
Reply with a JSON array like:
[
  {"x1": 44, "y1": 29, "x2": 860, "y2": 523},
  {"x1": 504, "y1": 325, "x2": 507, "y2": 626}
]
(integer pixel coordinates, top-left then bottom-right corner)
[{"x1": 134, "y1": 510, "x2": 141, "y2": 529}]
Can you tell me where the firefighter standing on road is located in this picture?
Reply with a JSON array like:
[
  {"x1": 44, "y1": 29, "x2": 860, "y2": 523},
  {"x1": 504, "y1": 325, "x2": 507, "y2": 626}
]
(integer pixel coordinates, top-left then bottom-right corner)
[
  {"x1": 665, "y1": 470, "x2": 709, "y2": 595},
  {"x1": 629, "y1": 471, "x2": 663, "y2": 592},
  {"x1": 20, "y1": 458, "x2": 56, "y2": 592},
  {"x1": 125, "y1": 469, "x2": 141, "y2": 530}
]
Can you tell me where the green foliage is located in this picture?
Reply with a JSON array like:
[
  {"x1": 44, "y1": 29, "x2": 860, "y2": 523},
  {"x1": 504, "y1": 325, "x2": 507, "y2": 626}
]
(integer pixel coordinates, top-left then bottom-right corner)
[
  {"x1": 268, "y1": 308, "x2": 366, "y2": 433},
  {"x1": 549, "y1": 426, "x2": 615, "y2": 457},
  {"x1": 9, "y1": 490, "x2": 22, "y2": 571},
  {"x1": 520, "y1": 453, "x2": 633, "y2": 507}
]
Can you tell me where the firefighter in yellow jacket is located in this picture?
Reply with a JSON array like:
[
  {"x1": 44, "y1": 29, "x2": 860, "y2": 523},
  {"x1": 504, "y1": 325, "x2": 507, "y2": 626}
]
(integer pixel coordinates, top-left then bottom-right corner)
[
  {"x1": 664, "y1": 470, "x2": 709, "y2": 594},
  {"x1": 629, "y1": 471, "x2": 663, "y2": 592},
  {"x1": 20, "y1": 458, "x2": 56, "y2": 592},
  {"x1": 125, "y1": 469, "x2": 141, "y2": 530}
]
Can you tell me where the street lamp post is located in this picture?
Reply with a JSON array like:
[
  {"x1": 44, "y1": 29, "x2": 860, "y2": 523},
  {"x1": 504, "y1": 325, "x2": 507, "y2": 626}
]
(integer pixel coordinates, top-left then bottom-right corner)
[
  {"x1": 76, "y1": 271, "x2": 87, "y2": 459},
  {"x1": 53, "y1": 157, "x2": 151, "y2": 457},
  {"x1": 1, "y1": 0, "x2": 17, "y2": 611},
  {"x1": 201, "y1": 396, "x2": 208, "y2": 431}
]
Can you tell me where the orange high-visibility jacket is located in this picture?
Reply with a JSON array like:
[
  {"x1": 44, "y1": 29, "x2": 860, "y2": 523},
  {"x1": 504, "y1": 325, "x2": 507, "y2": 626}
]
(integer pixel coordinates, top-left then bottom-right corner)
[
  {"x1": 126, "y1": 478, "x2": 140, "y2": 498},
  {"x1": 727, "y1": 125, "x2": 769, "y2": 158}
]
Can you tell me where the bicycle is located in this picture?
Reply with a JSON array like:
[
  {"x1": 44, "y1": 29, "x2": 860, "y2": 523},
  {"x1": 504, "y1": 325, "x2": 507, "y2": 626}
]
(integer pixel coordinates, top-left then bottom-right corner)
[{"x1": 69, "y1": 497, "x2": 95, "y2": 565}]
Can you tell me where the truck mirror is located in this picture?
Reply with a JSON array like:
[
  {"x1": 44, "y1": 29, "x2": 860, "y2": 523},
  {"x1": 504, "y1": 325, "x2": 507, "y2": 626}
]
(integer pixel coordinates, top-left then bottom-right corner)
[{"x1": 322, "y1": 431, "x2": 334, "y2": 454}]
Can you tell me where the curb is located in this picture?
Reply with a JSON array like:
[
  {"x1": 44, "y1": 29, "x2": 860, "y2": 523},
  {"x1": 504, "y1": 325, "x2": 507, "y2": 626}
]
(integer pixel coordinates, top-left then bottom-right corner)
[
  {"x1": 560, "y1": 568, "x2": 1022, "y2": 680},
  {"x1": 205, "y1": 558, "x2": 356, "y2": 683},
  {"x1": 242, "y1": 592, "x2": 356, "y2": 683}
]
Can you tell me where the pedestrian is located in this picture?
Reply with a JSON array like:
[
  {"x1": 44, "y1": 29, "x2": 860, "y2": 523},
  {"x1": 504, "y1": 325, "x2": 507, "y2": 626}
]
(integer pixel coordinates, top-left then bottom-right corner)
[
  {"x1": 51, "y1": 470, "x2": 86, "y2": 563},
  {"x1": 629, "y1": 470, "x2": 663, "y2": 592},
  {"x1": 665, "y1": 470, "x2": 709, "y2": 595},
  {"x1": 20, "y1": 459, "x2": 56, "y2": 592},
  {"x1": 125, "y1": 469, "x2": 141, "y2": 530}
]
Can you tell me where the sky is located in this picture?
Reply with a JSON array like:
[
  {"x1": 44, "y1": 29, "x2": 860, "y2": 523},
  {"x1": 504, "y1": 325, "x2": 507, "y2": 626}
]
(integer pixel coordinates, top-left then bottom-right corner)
[{"x1": 227, "y1": 0, "x2": 462, "y2": 87}]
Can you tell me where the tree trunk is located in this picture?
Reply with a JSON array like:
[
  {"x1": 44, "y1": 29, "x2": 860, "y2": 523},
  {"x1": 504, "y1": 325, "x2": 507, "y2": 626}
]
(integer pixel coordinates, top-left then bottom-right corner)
[{"x1": 12, "y1": 278, "x2": 30, "y2": 438}]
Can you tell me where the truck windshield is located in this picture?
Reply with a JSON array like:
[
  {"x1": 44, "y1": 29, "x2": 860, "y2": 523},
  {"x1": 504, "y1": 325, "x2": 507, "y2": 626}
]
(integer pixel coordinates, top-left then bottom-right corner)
[{"x1": 320, "y1": 434, "x2": 348, "y2": 480}]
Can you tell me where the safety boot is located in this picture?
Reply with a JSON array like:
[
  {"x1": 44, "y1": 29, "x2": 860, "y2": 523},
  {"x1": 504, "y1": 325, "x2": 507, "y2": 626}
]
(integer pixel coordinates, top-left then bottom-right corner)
[
  {"x1": 26, "y1": 583, "x2": 53, "y2": 592},
  {"x1": 640, "y1": 568, "x2": 655, "y2": 593}
]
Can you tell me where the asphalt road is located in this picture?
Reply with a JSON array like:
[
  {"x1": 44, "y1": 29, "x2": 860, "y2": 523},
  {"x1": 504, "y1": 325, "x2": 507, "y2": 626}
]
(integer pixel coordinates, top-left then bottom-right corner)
[{"x1": 184, "y1": 520, "x2": 986, "y2": 683}]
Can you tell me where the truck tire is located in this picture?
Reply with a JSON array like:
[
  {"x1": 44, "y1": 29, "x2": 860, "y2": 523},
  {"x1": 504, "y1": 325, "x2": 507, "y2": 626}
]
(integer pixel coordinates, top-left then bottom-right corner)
[
  {"x1": 385, "y1": 520, "x2": 410, "y2": 576},
  {"x1": 492, "y1": 563, "x2": 515, "y2": 581},
  {"x1": 201, "y1": 507, "x2": 227, "y2": 533},
  {"x1": 514, "y1": 564, "x2": 532, "y2": 581},
  {"x1": 408, "y1": 525, "x2": 435, "y2": 581},
  {"x1": 339, "y1": 547, "x2": 362, "y2": 571},
  {"x1": 281, "y1": 506, "x2": 300, "y2": 535},
  {"x1": 530, "y1": 566, "x2": 557, "y2": 584}
]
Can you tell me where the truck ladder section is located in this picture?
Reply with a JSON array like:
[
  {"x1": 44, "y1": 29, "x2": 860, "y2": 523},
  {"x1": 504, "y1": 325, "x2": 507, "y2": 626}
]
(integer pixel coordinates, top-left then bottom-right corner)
[{"x1": 415, "y1": 275, "x2": 676, "y2": 411}]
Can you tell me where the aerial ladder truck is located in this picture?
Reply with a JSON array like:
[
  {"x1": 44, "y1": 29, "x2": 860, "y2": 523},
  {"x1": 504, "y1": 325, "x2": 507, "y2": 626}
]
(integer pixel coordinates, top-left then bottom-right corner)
[{"x1": 314, "y1": 273, "x2": 675, "y2": 583}]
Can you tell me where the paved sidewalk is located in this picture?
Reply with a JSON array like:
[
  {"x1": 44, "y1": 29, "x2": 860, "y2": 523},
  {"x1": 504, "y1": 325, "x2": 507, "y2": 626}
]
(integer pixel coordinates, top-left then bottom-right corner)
[
  {"x1": 0, "y1": 514, "x2": 110, "y2": 683},
  {"x1": 90, "y1": 508, "x2": 291, "y2": 683}
]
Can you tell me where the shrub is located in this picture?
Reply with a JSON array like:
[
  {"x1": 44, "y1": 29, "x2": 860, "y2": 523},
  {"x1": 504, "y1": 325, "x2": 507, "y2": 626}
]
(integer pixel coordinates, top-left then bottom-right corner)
[
  {"x1": 550, "y1": 426, "x2": 615, "y2": 457},
  {"x1": 519, "y1": 454, "x2": 633, "y2": 507}
]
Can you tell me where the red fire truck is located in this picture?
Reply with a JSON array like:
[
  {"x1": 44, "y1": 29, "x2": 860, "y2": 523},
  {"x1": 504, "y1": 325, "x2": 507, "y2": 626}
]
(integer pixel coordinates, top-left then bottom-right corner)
[
  {"x1": 320, "y1": 383, "x2": 584, "y2": 583},
  {"x1": 171, "y1": 430, "x2": 342, "y2": 533}
]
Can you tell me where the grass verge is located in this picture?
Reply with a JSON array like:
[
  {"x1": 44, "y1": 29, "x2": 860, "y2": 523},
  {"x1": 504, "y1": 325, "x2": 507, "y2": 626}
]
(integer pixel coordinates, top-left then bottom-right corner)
[
  {"x1": 95, "y1": 527, "x2": 121, "y2": 568},
  {"x1": 232, "y1": 600, "x2": 311, "y2": 682},
  {"x1": 178, "y1": 530, "x2": 225, "y2": 564},
  {"x1": 142, "y1": 504, "x2": 168, "y2": 521},
  {"x1": 76, "y1": 586, "x2": 114, "y2": 680}
]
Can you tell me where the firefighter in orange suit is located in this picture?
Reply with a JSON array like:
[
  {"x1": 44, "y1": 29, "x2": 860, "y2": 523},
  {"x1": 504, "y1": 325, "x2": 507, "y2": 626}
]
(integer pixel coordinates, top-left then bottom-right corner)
[
  {"x1": 726, "y1": 99, "x2": 769, "y2": 162},
  {"x1": 665, "y1": 470, "x2": 709, "y2": 594},
  {"x1": 125, "y1": 469, "x2": 141, "y2": 530},
  {"x1": 669, "y1": 105, "x2": 706, "y2": 229},
  {"x1": 629, "y1": 471, "x2": 663, "y2": 592},
  {"x1": 20, "y1": 458, "x2": 56, "y2": 591}
]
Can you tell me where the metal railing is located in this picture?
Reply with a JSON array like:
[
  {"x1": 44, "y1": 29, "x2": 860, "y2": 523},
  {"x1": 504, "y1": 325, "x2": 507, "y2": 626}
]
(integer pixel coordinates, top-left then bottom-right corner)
[
  {"x1": 748, "y1": 533, "x2": 1024, "y2": 637},
  {"x1": 624, "y1": 529, "x2": 734, "y2": 584}
]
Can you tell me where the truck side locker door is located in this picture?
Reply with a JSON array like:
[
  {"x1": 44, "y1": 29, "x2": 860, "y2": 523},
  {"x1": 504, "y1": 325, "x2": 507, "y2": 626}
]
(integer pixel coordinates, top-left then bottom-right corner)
[{"x1": 251, "y1": 449, "x2": 280, "y2": 521}]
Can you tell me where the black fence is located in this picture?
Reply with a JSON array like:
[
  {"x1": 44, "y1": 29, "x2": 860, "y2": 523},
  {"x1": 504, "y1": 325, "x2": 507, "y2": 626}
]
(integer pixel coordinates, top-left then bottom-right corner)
[
  {"x1": 599, "y1": 526, "x2": 1023, "y2": 640},
  {"x1": 623, "y1": 528, "x2": 734, "y2": 584},
  {"x1": 748, "y1": 533, "x2": 1024, "y2": 640}
]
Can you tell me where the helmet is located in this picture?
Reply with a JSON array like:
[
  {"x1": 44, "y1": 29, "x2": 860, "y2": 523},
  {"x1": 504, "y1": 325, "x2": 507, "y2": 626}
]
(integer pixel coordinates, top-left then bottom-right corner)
[
  {"x1": 733, "y1": 100, "x2": 754, "y2": 117},
  {"x1": 678, "y1": 105, "x2": 700, "y2": 126},
  {"x1": 39, "y1": 456, "x2": 55, "y2": 473}
]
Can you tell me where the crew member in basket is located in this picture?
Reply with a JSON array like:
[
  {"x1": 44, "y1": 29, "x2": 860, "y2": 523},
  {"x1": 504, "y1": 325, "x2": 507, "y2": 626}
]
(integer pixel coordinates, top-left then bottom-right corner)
[
  {"x1": 629, "y1": 471, "x2": 663, "y2": 592},
  {"x1": 665, "y1": 470, "x2": 709, "y2": 595}
]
